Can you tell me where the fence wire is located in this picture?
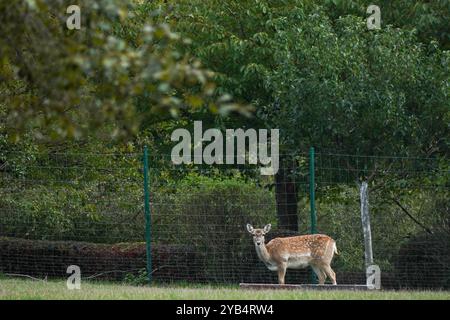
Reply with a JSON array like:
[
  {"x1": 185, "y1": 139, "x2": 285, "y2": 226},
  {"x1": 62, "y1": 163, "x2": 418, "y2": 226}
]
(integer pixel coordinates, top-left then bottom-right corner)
[{"x1": 0, "y1": 150, "x2": 448, "y2": 289}]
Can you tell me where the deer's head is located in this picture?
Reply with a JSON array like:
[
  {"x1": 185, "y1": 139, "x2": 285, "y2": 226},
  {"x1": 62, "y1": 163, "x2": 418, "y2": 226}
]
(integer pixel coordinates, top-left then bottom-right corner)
[{"x1": 246, "y1": 224, "x2": 271, "y2": 246}]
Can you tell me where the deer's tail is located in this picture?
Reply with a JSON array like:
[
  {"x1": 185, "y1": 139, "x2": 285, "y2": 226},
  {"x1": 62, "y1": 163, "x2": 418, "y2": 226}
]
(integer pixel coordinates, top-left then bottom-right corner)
[{"x1": 333, "y1": 242, "x2": 339, "y2": 255}]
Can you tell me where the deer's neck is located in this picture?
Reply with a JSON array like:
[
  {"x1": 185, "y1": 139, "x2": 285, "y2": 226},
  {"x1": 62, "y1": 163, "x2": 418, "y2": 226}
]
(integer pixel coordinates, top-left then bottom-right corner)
[{"x1": 255, "y1": 243, "x2": 272, "y2": 264}]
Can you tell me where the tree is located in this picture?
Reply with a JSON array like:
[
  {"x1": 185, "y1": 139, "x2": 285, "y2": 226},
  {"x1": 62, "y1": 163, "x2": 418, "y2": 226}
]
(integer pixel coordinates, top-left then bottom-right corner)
[
  {"x1": 143, "y1": 0, "x2": 449, "y2": 231},
  {"x1": 0, "y1": 0, "x2": 242, "y2": 142},
  {"x1": 147, "y1": 0, "x2": 311, "y2": 231},
  {"x1": 321, "y1": 0, "x2": 450, "y2": 50}
]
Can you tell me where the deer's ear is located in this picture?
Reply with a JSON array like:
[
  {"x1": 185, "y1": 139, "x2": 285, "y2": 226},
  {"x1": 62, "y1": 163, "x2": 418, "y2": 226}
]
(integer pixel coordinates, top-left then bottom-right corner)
[
  {"x1": 246, "y1": 224, "x2": 254, "y2": 234},
  {"x1": 263, "y1": 224, "x2": 271, "y2": 234}
]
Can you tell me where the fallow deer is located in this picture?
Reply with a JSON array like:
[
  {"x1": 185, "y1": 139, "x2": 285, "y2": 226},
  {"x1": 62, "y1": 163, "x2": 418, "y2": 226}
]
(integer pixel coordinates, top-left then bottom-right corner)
[{"x1": 246, "y1": 224, "x2": 338, "y2": 285}]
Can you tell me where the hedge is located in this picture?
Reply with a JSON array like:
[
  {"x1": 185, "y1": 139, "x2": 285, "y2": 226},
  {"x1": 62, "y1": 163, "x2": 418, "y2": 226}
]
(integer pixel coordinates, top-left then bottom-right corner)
[
  {"x1": 395, "y1": 232, "x2": 450, "y2": 289},
  {"x1": 0, "y1": 237, "x2": 200, "y2": 281}
]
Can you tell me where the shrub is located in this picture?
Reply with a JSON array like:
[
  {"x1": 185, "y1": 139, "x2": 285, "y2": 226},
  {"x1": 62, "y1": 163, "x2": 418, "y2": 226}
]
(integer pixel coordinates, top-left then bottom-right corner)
[
  {"x1": 0, "y1": 182, "x2": 144, "y2": 243},
  {"x1": 395, "y1": 232, "x2": 450, "y2": 289},
  {"x1": 152, "y1": 173, "x2": 277, "y2": 282},
  {"x1": 0, "y1": 237, "x2": 200, "y2": 281}
]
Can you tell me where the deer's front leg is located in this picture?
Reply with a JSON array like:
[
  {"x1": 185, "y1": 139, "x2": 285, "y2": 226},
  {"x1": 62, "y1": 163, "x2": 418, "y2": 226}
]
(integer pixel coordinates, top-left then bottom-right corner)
[{"x1": 277, "y1": 262, "x2": 287, "y2": 285}]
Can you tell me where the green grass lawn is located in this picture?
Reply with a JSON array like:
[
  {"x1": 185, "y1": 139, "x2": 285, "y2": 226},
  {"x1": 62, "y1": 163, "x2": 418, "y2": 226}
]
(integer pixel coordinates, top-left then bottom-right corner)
[{"x1": 0, "y1": 278, "x2": 449, "y2": 300}]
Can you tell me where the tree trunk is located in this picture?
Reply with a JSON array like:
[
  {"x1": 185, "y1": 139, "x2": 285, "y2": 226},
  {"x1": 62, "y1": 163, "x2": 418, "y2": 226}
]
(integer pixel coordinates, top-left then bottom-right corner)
[{"x1": 274, "y1": 157, "x2": 298, "y2": 232}]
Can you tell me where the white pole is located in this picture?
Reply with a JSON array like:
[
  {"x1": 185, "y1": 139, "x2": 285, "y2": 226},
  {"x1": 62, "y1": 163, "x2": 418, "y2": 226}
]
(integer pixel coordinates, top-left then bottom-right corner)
[{"x1": 360, "y1": 181, "x2": 374, "y2": 267}]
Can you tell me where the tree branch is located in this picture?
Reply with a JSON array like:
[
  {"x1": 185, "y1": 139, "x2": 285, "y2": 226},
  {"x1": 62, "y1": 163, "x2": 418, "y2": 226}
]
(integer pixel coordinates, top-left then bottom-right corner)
[{"x1": 391, "y1": 198, "x2": 433, "y2": 235}]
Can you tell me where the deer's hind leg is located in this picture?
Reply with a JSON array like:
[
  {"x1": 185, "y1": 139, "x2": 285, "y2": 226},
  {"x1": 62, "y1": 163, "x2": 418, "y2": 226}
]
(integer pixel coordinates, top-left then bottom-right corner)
[
  {"x1": 323, "y1": 264, "x2": 337, "y2": 285},
  {"x1": 310, "y1": 265, "x2": 326, "y2": 285}
]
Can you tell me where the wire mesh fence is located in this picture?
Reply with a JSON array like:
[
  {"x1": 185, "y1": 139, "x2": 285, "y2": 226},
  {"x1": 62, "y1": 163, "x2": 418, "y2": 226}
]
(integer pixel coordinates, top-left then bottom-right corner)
[{"x1": 0, "y1": 149, "x2": 448, "y2": 289}]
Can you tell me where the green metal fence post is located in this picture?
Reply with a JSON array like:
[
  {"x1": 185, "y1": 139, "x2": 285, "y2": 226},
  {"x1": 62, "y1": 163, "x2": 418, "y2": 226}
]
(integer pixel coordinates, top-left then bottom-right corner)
[
  {"x1": 309, "y1": 147, "x2": 317, "y2": 284},
  {"x1": 309, "y1": 147, "x2": 317, "y2": 234},
  {"x1": 143, "y1": 146, "x2": 152, "y2": 284}
]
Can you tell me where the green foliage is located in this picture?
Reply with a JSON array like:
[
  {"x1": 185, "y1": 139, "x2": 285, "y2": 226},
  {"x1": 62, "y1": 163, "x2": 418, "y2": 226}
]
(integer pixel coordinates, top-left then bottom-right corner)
[
  {"x1": 0, "y1": 0, "x2": 241, "y2": 141},
  {"x1": 153, "y1": 173, "x2": 276, "y2": 242},
  {"x1": 152, "y1": 173, "x2": 276, "y2": 281},
  {"x1": 322, "y1": 0, "x2": 450, "y2": 50},
  {"x1": 267, "y1": 13, "x2": 448, "y2": 156},
  {"x1": 396, "y1": 231, "x2": 450, "y2": 289},
  {"x1": 0, "y1": 151, "x2": 144, "y2": 243},
  {"x1": 123, "y1": 268, "x2": 149, "y2": 286},
  {"x1": 0, "y1": 182, "x2": 143, "y2": 242},
  {"x1": 148, "y1": 0, "x2": 448, "y2": 159}
]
